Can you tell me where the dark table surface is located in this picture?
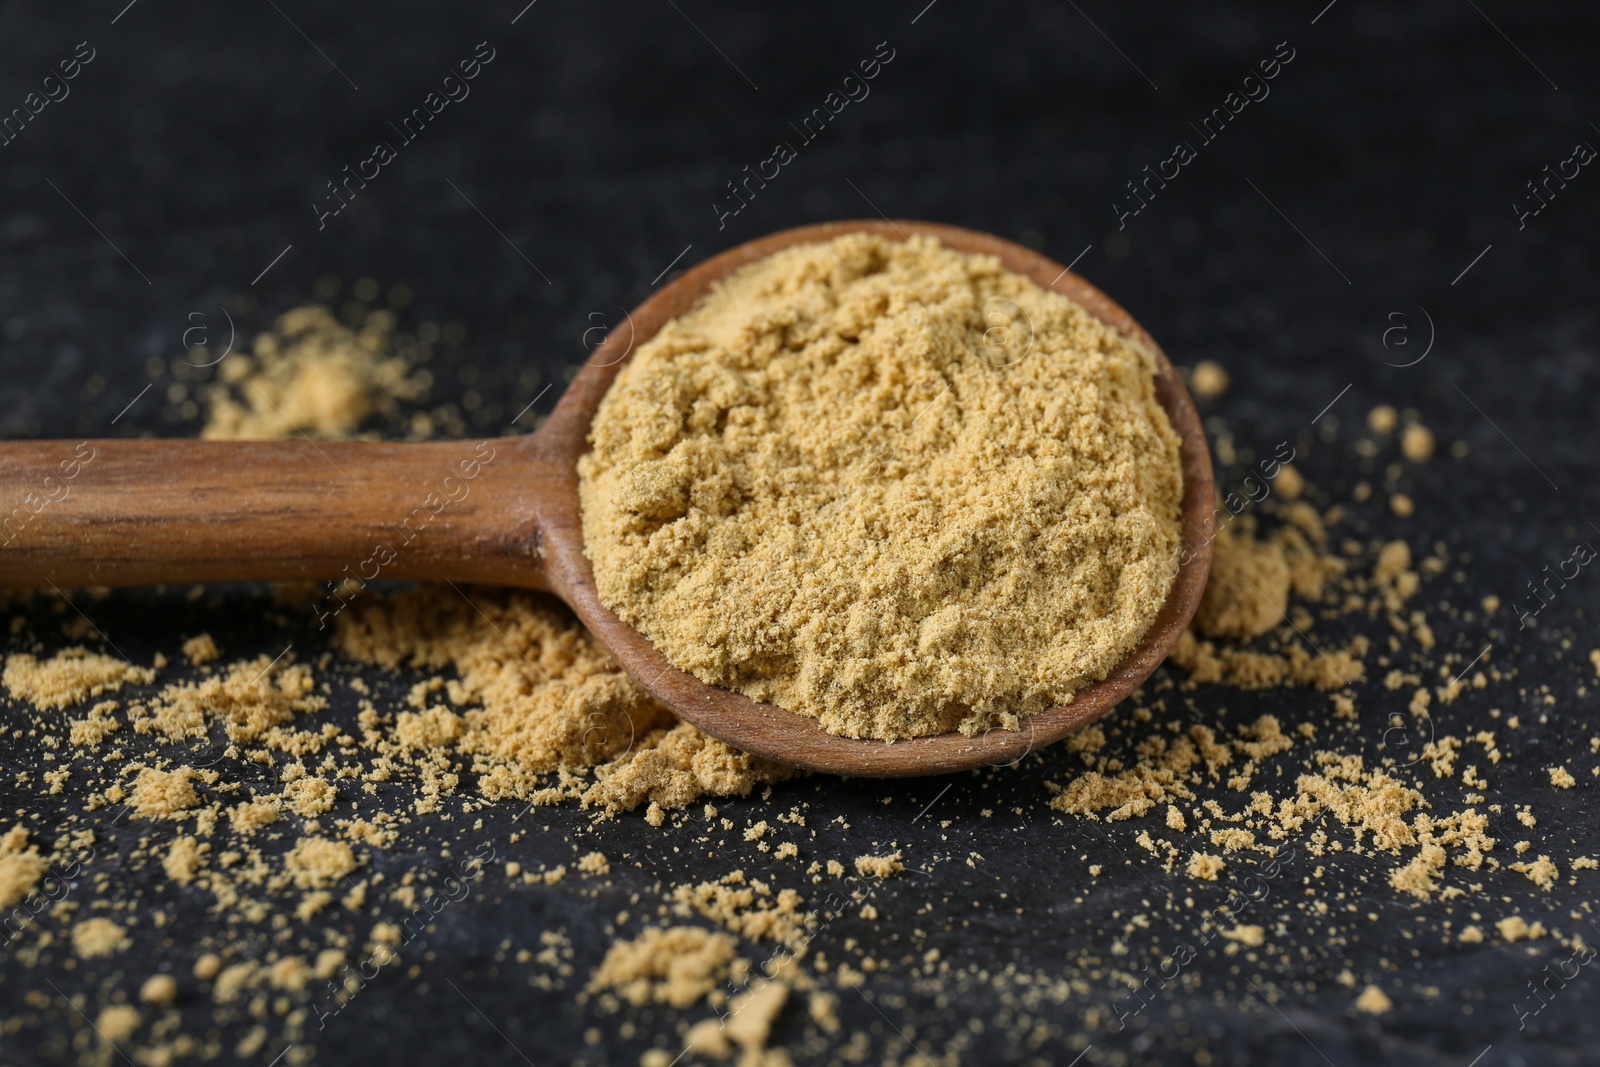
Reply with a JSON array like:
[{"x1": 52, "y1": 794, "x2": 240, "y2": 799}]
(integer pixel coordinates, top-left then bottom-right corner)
[{"x1": 2, "y1": 1, "x2": 1598, "y2": 1065}]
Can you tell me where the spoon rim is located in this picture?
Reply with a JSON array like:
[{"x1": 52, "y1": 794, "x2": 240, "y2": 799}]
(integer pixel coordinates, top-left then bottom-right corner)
[{"x1": 534, "y1": 219, "x2": 1215, "y2": 777}]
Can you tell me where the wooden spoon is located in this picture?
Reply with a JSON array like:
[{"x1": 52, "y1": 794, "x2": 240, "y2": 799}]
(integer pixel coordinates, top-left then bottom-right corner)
[{"x1": 0, "y1": 220, "x2": 1213, "y2": 776}]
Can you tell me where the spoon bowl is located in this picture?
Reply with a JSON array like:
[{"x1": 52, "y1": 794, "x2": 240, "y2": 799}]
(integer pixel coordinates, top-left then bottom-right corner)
[{"x1": 0, "y1": 220, "x2": 1213, "y2": 776}]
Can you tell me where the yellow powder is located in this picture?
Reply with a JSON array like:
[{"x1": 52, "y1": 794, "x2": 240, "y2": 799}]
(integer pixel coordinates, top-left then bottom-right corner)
[
  {"x1": 1550, "y1": 766, "x2": 1576, "y2": 789},
  {"x1": 1187, "y1": 853, "x2": 1224, "y2": 881},
  {"x1": 334, "y1": 586, "x2": 786, "y2": 812},
  {"x1": 1194, "y1": 524, "x2": 1289, "y2": 640},
  {"x1": 95, "y1": 1004, "x2": 141, "y2": 1043},
  {"x1": 3, "y1": 647, "x2": 154, "y2": 709},
  {"x1": 586, "y1": 926, "x2": 739, "y2": 1007},
  {"x1": 200, "y1": 304, "x2": 426, "y2": 440},
  {"x1": 671, "y1": 872, "x2": 812, "y2": 949},
  {"x1": 283, "y1": 836, "x2": 358, "y2": 889},
  {"x1": 1497, "y1": 915, "x2": 1545, "y2": 943},
  {"x1": 1190, "y1": 360, "x2": 1229, "y2": 399},
  {"x1": 1510, "y1": 854, "x2": 1559, "y2": 889},
  {"x1": 1401, "y1": 423, "x2": 1435, "y2": 462},
  {"x1": 134, "y1": 655, "x2": 325, "y2": 744},
  {"x1": 854, "y1": 852, "x2": 904, "y2": 879},
  {"x1": 72, "y1": 917, "x2": 128, "y2": 958},
  {"x1": 128, "y1": 767, "x2": 204, "y2": 818},
  {"x1": 1367, "y1": 405, "x2": 1398, "y2": 434},
  {"x1": 1353, "y1": 985, "x2": 1393, "y2": 1014},
  {"x1": 579, "y1": 233, "x2": 1183, "y2": 739},
  {"x1": 140, "y1": 974, "x2": 178, "y2": 1006},
  {"x1": 181, "y1": 633, "x2": 220, "y2": 665},
  {"x1": 578, "y1": 851, "x2": 610, "y2": 875},
  {"x1": 1222, "y1": 924, "x2": 1264, "y2": 947},
  {"x1": 0, "y1": 825, "x2": 46, "y2": 909},
  {"x1": 163, "y1": 836, "x2": 208, "y2": 886}
]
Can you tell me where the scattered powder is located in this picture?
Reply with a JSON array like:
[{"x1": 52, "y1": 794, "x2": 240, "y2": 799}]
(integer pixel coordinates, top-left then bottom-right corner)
[
  {"x1": 1190, "y1": 360, "x2": 1230, "y2": 399},
  {"x1": 163, "y1": 836, "x2": 208, "y2": 886},
  {"x1": 283, "y1": 836, "x2": 358, "y2": 889},
  {"x1": 1187, "y1": 853, "x2": 1224, "y2": 881},
  {"x1": 127, "y1": 766, "x2": 205, "y2": 818},
  {"x1": 132, "y1": 654, "x2": 325, "y2": 744},
  {"x1": 1550, "y1": 766, "x2": 1576, "y2": 789},
  {"x1": 579, "y1": 233, "x2": 1183, "y2": 739},
  {"x1": 1222, "y1": 924, "x2": 1264, "y2": 947},
  {"x1": 578, "y1": 851, "x2": 610, "y2": 876},
  {"x1": 334, "y1": 586, "x2": 786, "y2": 813},
  {"x1": 72, "y1": 917, "x2": 128, "y2": 958},
  {"x1": 854, "y1": 853, "x2": 905, "y2": 879},
  {"x1": 3, "y1": 647, "x2": 155, "y2": 709},
  {"x1": 95, "y1": 1004, "x2": 141, "y2": 1043},
  {"x1": 1497, "y1": 916, "x2": 1546, "y2": 943},
  {"x1": 1401, "y1": 423, "x2": 1435, "y2": 462},
  {"x1": 1368, "y1": 405, "x2": 1399, "y2": 434},
  {"x1": 1510, "y1": 855, "x2": 1559, "y2": 889},
  {"x1": 1193, "y1": 524, "x2": 1289, "y2": 640},
  {"x1": 139, "y1": 974, "x2": 178, "y2": 1006},
  {"x1": 0, "y1": 826, "x2": 46, "y2": 909},
  {"x1": 1353, "y1": 985, "x2": 1393, "y2": 1014},
  {"x1": 181, "y1": 633, "x2": 220, "y2": 665},
  {"x1": 586, "y1": 926, "x2": 740, "y2": 1008},
  {"x1": 200, "y1": 304, "x2": 427, "y2": 440}
]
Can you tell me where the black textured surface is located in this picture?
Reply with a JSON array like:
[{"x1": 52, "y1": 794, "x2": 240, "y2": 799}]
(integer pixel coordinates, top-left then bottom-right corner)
[{"x1": 2, "y1": 1, "x2": 1599, "y2": 1065}]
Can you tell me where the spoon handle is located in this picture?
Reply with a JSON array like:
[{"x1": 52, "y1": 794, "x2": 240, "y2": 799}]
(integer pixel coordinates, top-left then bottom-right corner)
[{"x1": 0, "y1": 436, "x2": 558, "y2": 596}]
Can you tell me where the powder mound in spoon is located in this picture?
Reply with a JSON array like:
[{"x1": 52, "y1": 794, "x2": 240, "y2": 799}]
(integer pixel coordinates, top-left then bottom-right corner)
[{"x1": 579, "y1": 233, "x2": 1183, "y2": 740}]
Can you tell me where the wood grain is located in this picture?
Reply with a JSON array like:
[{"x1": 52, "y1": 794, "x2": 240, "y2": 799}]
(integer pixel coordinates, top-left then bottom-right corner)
[{"x1": 0, "y1": 220, "x2": 1213, "y2": 777}]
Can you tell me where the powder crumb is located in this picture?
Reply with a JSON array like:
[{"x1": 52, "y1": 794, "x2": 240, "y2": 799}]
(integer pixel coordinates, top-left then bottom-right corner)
[
  {"x1": 193, "y1": 953, "x2": 222, "y2": 980},
  {"x1": 1550, "y1": 766, "x2": 1576, "y2": 789},
  {"x1": 1187, "y1": 853, "x2": 1224, "y2": 881},
  {"x1": 1275, "y1": 464, "x2": 1305, "y2": 501},
  {"x1": 72, "y1": 917, "x2": 128, "y2": 958},
  {"x1": 1497, "y1": 916, "x2": 1546, "y2": 943},
  {"x1": 1368, "y1": 405, "x2": 1398, "y2": 434},
  {"x1": 1401, "y1": 423, "x2": 1435, "y2": 462},
  {"x1": 1354, "y1": 985, "x2": 1393, "y2": 1014},
  {"x1": 1194, "y1": 525, "x2": 1288, "y2": 640},
  {"x1": 579, "y1": 232, "x2": 1183, "y2": 740},
  {"x1": 1191, "y1": 360, "x2": 1230, "y2": 399},
  {"x1": 586, "y1": 926, "x2": 737, "y2": 1008},
  {"x1": 1390, "y1": 494, "x2": 1415, "y2": 518},
  {"x1": 1165, "y1": 805, "x2": 1186, "y2": 831},
  {"x1": 335, "y1": 587, "x2": 787, "y2": 813},
  {"x1": 1223, "y1": 924, "x2": 1264, "y2": 947},
  {"x1": 0, "y1": 826, "x2": 46, "y2": 909},
  {"x1": 1389, "y1": 844, "x2": 1446, "y2": 900},
  {"x1": 723, "y1": 978, "x2": 789, "y2": 1059},
  {"x1": 181, "y1": 633, "x2": 220, "y2": 666},
  {"x1": 1510, "y1": 855, "x2": 1559, "y2": 889},
  {"x1": 95, "y1": 1004, "x2": 141, "y2": 1043},
  {"x1": 284, "y1": 836, "x2": 359, "y2": 889},
  {"x1": 128, "y1": 766, "x2": 204, "y2": 818},
  {"x1": 1458, "y1": 925, "x2": 1483, "y2": 943},
  {"x1": 854, "y1": 853, "x2": 904, "y2": 879},
  {"x1": 140, "y1": 974, "x2": 179, "y2": 1006},
  {"x1": 578, "y1": 851, "x2": 611, "y2": 876},
  {"x1": 200, "y1": 303, "x2": 426, "y2": 440},
  {"x1": 163, "y1": 836, "x2": 209, "y2": 886},
  {"x1": 3, "y1": 647, "x2": 155, "y2": 709}
]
